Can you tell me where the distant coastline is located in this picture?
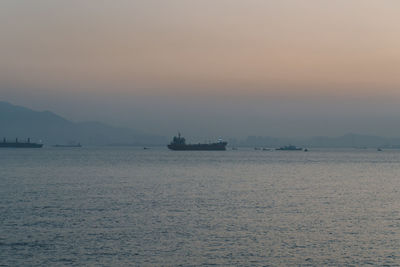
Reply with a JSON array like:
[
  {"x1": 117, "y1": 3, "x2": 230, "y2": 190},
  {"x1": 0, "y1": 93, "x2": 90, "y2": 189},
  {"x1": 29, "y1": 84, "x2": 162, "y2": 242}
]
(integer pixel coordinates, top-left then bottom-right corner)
[{"x1": 3, "y1": 101, "x2": 400, "y2": 148}]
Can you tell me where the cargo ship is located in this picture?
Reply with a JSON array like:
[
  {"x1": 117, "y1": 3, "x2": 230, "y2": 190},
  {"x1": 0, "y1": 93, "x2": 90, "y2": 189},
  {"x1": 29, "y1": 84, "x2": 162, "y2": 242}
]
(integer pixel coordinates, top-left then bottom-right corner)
[
  {"x1": 167, "y1": 133, "x2": 227, "y2": 151},
  {"x1": 0, "y1": 138, "x2": 43, "y2": 148}
]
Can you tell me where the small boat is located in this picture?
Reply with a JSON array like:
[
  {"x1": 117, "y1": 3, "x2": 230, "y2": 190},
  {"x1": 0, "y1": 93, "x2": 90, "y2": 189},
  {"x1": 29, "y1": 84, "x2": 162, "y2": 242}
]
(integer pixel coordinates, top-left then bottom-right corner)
[
  {"x1": 377, "y1": 148, "x2": 382, "y2": 151},
  {"x1": 276, "y1": 145, "x2": 303, "y2": 151},
  {"x1": 53, "y1": 143, "x2": 82, "y2": 148},
  {"x1": 262, "y1": 148, "x2": 271, "y2": 151}
]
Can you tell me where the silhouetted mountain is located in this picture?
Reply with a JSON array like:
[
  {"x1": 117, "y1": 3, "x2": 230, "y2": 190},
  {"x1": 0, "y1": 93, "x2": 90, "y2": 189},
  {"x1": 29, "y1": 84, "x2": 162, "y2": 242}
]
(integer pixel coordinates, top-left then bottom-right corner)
[
  {"x1": 4, "y1": 101, "x2": 400, "y2": 148},
  {"x1": 0, "y1": 101, "x2": 166, "y2": 146}
]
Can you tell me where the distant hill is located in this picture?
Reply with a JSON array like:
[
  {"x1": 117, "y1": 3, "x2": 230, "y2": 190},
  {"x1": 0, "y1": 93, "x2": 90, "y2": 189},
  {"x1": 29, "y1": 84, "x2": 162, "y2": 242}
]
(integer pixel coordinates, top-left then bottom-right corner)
[
  {"x1": 0, "y1": 101, "x2": 166, "y2": 146},
  {"x1": 4, "y1": 101, "x2": 400, "y2": 148}
]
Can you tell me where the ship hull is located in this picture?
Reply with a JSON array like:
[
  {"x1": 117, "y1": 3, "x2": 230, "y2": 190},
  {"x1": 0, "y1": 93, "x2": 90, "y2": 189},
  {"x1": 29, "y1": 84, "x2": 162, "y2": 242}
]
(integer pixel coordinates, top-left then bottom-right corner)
[
  {"x1": 0, "y1": 143, "x2": 43, "y2": 148},
  {"x1": 168, "y1": 142, "x2": 227, "y2": 151},
  {"x1": 53, "y1": 145, "x2": 81, "y2": 148}
]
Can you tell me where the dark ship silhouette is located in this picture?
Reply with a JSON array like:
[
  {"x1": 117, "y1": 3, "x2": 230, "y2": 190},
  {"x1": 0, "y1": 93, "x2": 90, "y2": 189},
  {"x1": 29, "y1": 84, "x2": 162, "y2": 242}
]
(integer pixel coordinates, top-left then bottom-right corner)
[
  {"x1": 168, "y1": 133, "x2": 227, "y2": 151},
  {"x1": 53, "y1": 142, "x2": 82, "y2": 148},
  {"x1": 276, "y1": 145, "x2": 303, "y2": 151},
  {"x1": 0, "y1": 138, "x2": 43, "y2": 148}
]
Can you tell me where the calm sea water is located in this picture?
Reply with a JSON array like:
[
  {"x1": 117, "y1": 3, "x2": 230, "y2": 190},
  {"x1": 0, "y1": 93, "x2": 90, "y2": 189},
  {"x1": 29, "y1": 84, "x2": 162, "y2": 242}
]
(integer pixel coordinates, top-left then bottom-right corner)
[{"x1": 0, "y1": 147, "x2": 399, "y2": 266}]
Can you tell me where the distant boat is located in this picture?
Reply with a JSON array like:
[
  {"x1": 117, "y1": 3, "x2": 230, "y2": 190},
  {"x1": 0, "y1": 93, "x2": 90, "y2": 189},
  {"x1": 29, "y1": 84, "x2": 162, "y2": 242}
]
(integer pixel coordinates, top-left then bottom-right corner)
[
  {"x1": 276, "y1": 145, "x2": 303, "y2": 151},
  {"x1": 53, "y1": 142, "x2": 82, "y2": 148},
  {"x1": 262, "y1": 148, "x2": 271, "y2": 151},
  {"x1": 377, "y1": 148, "x2": 382, "y2": 151},
  {"x1": 0, "y1": 138, "x2": 43, "y2": 148},
  {"x1": 167, "y1": 133, "x2": 227, "y2": 151}
]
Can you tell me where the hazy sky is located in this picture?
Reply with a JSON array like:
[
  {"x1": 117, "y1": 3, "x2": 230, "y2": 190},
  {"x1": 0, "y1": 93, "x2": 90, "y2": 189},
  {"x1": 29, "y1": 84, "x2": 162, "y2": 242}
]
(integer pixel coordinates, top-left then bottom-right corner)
[{"x1": 2, "y1": 0, "x2": 400, "y2": 139}]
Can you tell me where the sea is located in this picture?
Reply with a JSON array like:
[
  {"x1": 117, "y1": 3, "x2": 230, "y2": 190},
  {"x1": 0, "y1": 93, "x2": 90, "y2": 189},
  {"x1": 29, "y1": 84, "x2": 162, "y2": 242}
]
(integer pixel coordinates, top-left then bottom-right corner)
[{"x1": 0, "y1": 147, "x2": 399, "y2": 266}]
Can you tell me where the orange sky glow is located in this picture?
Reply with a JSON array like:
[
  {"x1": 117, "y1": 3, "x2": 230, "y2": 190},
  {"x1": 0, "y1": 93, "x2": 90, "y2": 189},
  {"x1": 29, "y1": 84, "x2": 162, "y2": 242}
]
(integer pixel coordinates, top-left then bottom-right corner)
[{"x1": 1, "y1": 0, "x2": 400, "y2": 98}]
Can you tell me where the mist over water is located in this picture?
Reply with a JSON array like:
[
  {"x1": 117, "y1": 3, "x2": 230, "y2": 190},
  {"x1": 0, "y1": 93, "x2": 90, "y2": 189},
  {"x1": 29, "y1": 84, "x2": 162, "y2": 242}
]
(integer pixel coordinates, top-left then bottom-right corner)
[
  {"x1": 1, "y1": 147, "x2": 399, "y2": 265},
  {"x1": 4, "y1": 90, "x2": 400, "y2": 140}
]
